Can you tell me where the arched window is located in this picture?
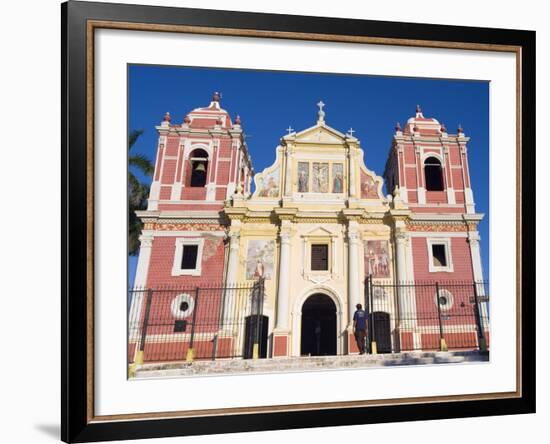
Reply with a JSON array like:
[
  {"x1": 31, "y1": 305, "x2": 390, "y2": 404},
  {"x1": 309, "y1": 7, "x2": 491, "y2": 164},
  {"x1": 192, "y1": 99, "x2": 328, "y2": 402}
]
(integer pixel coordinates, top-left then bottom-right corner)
[
  {"x1": 189, "y1": 149, "x2": 208, "y2": 187},
  {"x1": 424, "y1": 156, "x2": 444, "y2": 191}
]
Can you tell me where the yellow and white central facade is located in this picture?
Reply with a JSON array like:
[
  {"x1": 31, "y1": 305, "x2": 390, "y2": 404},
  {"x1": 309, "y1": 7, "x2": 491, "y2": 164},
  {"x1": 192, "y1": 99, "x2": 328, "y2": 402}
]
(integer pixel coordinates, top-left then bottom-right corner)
[{"x1": 224, "y1": 109, "x2": 398, "y2": 357}]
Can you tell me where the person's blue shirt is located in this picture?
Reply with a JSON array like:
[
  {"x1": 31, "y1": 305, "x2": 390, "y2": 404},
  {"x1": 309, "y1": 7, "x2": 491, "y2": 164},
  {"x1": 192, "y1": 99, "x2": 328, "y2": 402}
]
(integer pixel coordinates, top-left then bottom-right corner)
[{"x1": 353, "y1": 309, "x2": 367, "y2": 330}]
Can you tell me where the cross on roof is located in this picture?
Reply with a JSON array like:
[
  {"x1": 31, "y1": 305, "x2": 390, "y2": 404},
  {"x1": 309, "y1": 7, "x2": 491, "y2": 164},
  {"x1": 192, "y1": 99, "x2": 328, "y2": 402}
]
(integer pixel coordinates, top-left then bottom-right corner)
[
  {"x1": 347, "y1": 128, "x2": 355, "y2": 137},
  {"x1": 317, "y1": 100, "x2": 325, "y2": 112},
  {"x1": 286, "y1": 126, "x2": 294, "y2": 135}
]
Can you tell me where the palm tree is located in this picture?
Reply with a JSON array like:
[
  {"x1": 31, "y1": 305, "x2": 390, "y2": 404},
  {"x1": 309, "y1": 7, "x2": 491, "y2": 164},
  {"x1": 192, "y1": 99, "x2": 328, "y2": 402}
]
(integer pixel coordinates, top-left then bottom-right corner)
[{"x1": 128, "y1": 129, "x2": 154, "y2": 255}]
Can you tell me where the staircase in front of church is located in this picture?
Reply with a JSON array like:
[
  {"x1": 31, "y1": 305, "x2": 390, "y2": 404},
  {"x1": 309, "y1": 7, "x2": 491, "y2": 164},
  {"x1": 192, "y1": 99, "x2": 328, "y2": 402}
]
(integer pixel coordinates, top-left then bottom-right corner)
[{"x1": 133, "y1": 350, "x2": 489, "y2": 379}]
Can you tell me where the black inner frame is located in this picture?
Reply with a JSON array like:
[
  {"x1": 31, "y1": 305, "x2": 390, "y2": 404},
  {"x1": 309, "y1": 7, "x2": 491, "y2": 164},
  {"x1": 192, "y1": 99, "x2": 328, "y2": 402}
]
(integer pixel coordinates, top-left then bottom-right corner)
[
  {"x1": 180, "y1": 244, "x2": 198, "y2": 269},
  {"x1": 311, "y1": 244, "x2": 329, "y2": 270},
  {"x1": 62, "y1": 1, "x2": 536, "y2": 442}
]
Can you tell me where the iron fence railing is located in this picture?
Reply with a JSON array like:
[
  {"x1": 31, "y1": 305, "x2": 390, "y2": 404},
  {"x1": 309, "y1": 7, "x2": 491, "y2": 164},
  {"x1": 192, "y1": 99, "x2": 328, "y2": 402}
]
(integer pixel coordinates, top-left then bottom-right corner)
[
  {"x1": 128, "y1": 277, "x2": 489, "y2": 364},
  {"x1": 364, "y1": 277, "x2": 489, "y2": 353},
  {"x1": 128, "y1": 279, "x2": 265, "y2": 364}
]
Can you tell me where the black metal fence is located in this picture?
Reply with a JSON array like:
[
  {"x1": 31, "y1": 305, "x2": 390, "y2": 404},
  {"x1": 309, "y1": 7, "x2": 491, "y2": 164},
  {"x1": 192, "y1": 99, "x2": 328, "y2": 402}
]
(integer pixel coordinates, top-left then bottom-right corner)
[
  {"x1": 128, "y1": 277, "x2": 489, "y2": 364},
  {"x1": 364, "y1": 277, "x2": 489, "y2": 353},
  {"x1": 128, "y1": 279, "x2": 266, "y2": 364}
]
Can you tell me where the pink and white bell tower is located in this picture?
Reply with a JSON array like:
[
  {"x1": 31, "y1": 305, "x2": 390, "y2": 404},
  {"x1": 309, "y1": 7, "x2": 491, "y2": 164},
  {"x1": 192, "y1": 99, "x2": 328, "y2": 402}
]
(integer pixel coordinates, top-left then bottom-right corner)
[
  {"x1": 385, "y1": 105, "x2": 477, "y2": 214},
  {"x1": 385, "y1": 106, "x2": 487, "y2": 351},
  {"x1": 133, "y1": 92, "x2": 254, "y2": 290}
]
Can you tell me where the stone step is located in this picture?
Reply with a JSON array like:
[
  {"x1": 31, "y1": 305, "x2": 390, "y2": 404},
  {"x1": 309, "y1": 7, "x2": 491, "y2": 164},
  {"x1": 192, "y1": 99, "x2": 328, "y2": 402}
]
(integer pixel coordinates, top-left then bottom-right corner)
[{"x1": 133, "y1": 350, "x2": 488, "y2": 379}]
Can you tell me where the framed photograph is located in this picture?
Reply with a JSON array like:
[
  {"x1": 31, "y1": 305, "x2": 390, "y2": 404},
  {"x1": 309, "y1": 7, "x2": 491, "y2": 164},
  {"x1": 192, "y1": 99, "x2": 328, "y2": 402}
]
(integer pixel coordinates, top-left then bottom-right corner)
[{"x1": 62, "y1": 0, "x2": 535, "y2": 442}]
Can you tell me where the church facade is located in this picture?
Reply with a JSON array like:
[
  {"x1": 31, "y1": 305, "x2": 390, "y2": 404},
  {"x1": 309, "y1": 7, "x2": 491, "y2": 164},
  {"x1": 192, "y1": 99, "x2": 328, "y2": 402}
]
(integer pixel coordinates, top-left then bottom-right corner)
[{"x1": 129, "y1": 93, "x2": 488, "y2": 363}]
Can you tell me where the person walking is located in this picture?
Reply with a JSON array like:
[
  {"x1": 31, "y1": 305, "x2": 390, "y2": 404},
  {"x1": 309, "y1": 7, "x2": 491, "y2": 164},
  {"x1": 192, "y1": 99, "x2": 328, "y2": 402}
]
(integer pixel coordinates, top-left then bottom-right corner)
[{"x1": 353, "y1": 303, "x2": 368, "y2": 354}]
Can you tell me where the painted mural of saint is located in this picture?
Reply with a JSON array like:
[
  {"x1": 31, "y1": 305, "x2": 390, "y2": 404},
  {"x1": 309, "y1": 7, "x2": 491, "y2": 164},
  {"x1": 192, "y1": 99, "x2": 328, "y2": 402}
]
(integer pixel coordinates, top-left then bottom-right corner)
[
  {"x1": 332, "y1": 163, "x2": 343, "y2": 193},
  {"x1": 254, "y1": 259, "x2": 265, "y2": 278},
  {"x1": 258, "y1": 170, "x2": 279, "y2": 197},
  {"x1": 361, "y1": 173, "x2": 378, "y2": 199},
  {"x1": 378, "y1": 247, "x2": 389, "y2": 276},
  {"x1": 364, "y1": 240, "x2": 390, "y2": 278},
  {"x1": 245, "y1": 240, "x2": 274, "y2": 280},
  {"x1": 298, "y1": 162, "x2": 309, "y2": 192},
  {"x1": 265, "y1": 176, "x2": 278, "y2": 197}
]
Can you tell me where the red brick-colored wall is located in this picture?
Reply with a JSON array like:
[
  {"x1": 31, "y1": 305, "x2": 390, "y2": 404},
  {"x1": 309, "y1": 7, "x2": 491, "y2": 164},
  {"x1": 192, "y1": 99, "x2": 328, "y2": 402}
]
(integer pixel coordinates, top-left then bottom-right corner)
[
  {"x1": 273, "y1": 335, "x2": 288, "y2": 357},
  {"x1": 216, "y1": 160, "x2": 231, "y2": 185},
  {"x1": 411, "y1": 236, "x2": 474, "y2": 282},
  {"x1": 146, "y1": 235, "x2": 225, "y2": 287}
]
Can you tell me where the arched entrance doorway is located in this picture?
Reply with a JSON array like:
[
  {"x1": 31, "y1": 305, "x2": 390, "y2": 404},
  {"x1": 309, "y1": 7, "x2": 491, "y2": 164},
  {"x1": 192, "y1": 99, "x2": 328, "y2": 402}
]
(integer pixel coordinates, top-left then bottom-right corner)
[{"x1": 300, "y1": 293, "x2": 337, "y2": 356}]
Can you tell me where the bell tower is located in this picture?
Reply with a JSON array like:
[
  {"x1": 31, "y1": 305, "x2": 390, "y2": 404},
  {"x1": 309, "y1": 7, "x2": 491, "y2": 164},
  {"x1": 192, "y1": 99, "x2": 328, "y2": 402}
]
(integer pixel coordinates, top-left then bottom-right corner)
[
  {"x1": 133, "y1": 93, "x2": 254, "y2": 290},
  {"x1": 147, "y1": 92, "x2": 253, "y2": 212},
  {"x1": 384, "y1": 105, "x2": 476, "y2": 214}
]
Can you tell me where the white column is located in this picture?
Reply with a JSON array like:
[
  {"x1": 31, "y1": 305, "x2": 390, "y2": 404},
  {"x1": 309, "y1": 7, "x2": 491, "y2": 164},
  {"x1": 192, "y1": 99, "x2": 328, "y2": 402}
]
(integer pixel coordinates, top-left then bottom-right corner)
[
  {"x1": 464, "y1": 188, "x2": 476, "y2": 214},
  {"x1": 147, "y1": 182, "x2": 160, "y2": 210},
  {"x1": 133, "y1": 233, "x2": 153, "y2": 288},
  {"x1": 284, "y1": 146, "x2": 293, "y2": 197},
  {"x1": 347, "y1": 224, "x2": 360, "y2": 323},
  {"x1": 468, "y1": 232, "x2": 484, "y2": 283},
  {"x1": 395, "y1": 230, "x2": 412, "y2": 328},
  {"x1": 221, "y1": 232, "x2": 241, "y2": 329},
  {"x1": 468, "y1": 231, "x2": 488, "y2": 351},
  {"x1": 129, "y1": 233, "x2": 153, "y2": 340},
  {"x1": 415, "y1": 147, "x2": 426, "y2": 204},
  {"x1": 331, "y1": 236, "x2": 337, "y2": 275},
  {"x1": 225, "y1": 232, "x2": 240, "y2": 285},
  {"x1": 276, "y1": 231, "x2": 291, "y2": 330},
  {"x1": 348, "y1": 150, "x2": 356, "y2": 198}
]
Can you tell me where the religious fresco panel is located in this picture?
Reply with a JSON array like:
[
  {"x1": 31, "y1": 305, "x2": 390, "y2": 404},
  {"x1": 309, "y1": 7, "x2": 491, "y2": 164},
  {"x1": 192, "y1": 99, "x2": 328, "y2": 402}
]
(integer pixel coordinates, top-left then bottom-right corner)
[
  {"x1": 312, "y1": 162, "x2": 329, "y2": 193},
  {"x1": 364, "y1": 240, "x2": 390, "y2": 278},
  {"x1": 332, "y1": 163, "x2": 344, "y2": 193},
  {"x1": 245, "y1": 240, "x2": 275, "y2": 280},
  {"x1": 297, "y1": 161, "x2": 309, "y2": 192},
  {"x1": 257, "y1": 167, "x2": 280, "y2": 197},
  {"x1": 360, "y1": 170, "x2": 379, "y2": 198}
]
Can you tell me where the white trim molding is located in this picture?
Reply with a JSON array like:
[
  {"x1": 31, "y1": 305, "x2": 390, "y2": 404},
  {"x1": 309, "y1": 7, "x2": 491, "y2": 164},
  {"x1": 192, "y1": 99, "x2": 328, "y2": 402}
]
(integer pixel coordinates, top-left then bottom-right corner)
[
  {"x1": 426, "y1": 238, "x2": 454, "y2": 273},
  {"x1": 171, "y1": 237, "x2": 205, "y2": 276}
]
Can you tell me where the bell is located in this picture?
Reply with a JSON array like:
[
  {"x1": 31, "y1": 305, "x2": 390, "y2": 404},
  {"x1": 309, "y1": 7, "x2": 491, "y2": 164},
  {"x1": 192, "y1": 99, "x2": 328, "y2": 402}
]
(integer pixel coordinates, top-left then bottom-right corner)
[{"x1": 194, "y1": 162, "x2": 206, "y2": 172}]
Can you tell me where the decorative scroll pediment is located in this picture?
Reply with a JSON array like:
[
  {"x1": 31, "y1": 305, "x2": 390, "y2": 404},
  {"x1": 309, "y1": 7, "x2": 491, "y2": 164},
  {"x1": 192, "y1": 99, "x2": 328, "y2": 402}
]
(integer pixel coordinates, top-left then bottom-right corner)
[
  {"x1": 252, "y1": 149, "x2": 282, "y2": 199},
  {"x1": 359, "y1": 167, "x2": 385, "y2": 200}
]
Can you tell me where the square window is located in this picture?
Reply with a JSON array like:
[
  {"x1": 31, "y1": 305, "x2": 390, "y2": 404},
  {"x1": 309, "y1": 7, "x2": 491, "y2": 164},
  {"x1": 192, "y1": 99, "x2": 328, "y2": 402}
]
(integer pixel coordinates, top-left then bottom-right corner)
[
  {"x1": 172, "y1": 238, "x2": 204, "y2": 276},
  {"x1": 311, "y1": 244, "x2": 329, "y2": 271},
  {"x1": 180, "y1": 245, "x2": 198, "y2": 269},
  {"x1": 431, "y1": 244, "x2": 447, "y2": 267}
]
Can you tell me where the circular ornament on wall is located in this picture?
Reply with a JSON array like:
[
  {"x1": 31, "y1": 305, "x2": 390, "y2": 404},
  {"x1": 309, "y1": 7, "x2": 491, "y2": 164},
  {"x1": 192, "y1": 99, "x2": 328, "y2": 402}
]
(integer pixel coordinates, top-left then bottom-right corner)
[{"x1": 171, "y1": 293, "x2": 195, "y2": 318}]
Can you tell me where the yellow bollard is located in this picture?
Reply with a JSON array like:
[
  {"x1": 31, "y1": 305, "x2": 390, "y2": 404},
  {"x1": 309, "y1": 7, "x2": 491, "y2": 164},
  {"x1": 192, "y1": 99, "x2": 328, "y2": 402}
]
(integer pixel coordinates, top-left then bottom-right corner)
[
  {"x1": 371, "y1": 341, "x2": 377, "y2": 355},
  {"x1": 440, "y1": 338, "x2": 448, "y2": 352},
  {"x1": 128, "y1": 351, "x2": 144, "y2": 378},
  {"x1": 252, "y1": 343, "x2": 259, "y2": 360},
  {"x1": 134, "y1": 350, "x2": 144, "y2": 365},
  {"x1": 186, "y1": 348, "x2": 195, "y2": 363}
]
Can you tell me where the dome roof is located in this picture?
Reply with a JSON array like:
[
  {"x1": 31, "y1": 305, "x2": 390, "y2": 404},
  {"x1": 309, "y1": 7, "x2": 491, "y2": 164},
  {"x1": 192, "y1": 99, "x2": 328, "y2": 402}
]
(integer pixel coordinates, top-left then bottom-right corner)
[{"x1": 402, "y1": 105, "x2": 443, "y2": 136}]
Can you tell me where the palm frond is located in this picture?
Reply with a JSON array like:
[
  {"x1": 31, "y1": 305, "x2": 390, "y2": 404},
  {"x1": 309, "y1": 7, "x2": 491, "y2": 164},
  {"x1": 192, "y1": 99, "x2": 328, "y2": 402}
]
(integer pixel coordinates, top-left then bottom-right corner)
[
  {"x1": 129, "y1": 154, "x2": 154, "y2": 177},
  {"x1": 128, "y1": 129, "x2": 144, "y2": 150}
]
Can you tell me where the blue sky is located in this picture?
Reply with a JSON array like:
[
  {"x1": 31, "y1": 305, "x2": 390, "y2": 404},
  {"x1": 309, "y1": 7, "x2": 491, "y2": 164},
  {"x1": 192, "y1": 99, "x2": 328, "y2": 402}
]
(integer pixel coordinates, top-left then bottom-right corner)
[{"x1": 128, "y1": 64, "x2": 489, "y2": 286}]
